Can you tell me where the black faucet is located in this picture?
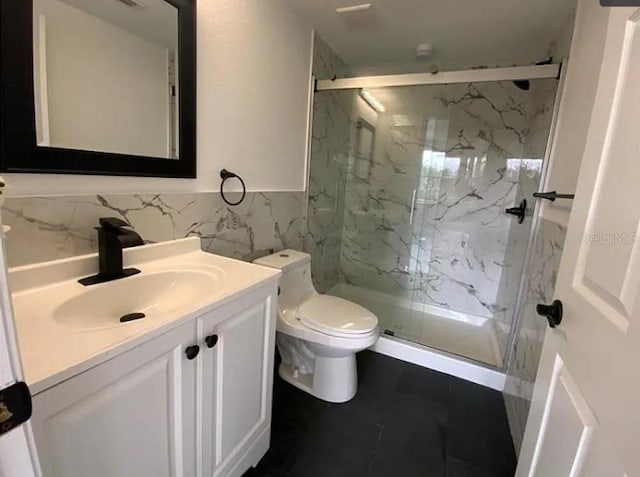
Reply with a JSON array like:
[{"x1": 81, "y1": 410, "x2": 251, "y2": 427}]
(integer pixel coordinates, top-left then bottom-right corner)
[{"x1": 78, "y1": 218, "x2": 144, "y2": 286}]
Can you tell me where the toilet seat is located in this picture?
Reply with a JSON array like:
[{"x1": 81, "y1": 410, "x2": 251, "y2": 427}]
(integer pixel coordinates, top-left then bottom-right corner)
[
  {"x1": 296, "y1": 295, "x2": 378, "y2": 338},
  {"x1": 278, "y1": 307, "x2": 379, "y2": 351}
]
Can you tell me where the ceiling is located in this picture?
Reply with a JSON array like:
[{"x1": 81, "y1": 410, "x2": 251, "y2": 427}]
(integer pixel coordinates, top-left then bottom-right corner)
[
  {"x1": 60, "y1": 0, "x2": 177, "y2": 49},
  {"x1": 286, "y1": 0, "x2": 576, "y2": 75}
]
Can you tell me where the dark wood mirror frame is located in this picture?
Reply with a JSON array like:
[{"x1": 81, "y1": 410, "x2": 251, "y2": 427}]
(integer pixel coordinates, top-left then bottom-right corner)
[{"x1": 0, "y1": 0, "x2": 196, "y2": 178}]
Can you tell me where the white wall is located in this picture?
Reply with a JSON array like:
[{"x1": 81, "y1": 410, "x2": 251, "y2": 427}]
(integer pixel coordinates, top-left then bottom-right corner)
[
  {"x1": 35, "y1": 0, "x2": 171, "y2": 158},
  {"x1": 6, "y1": 0, "x2": 313, "y2": 196},
  {"x1": 540, "y1": 0, "x2": 610, "y2": 226}
]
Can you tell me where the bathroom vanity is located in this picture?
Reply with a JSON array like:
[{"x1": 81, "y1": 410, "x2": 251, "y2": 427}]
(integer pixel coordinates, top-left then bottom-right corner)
[{"x1": 9, "y1": 238, "x2": 280, "y2": 477}]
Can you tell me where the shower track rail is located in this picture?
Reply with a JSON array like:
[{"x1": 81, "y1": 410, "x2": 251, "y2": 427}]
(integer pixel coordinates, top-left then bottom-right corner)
[{"x1": 316, "y1": 63, "x2": 561, "y2": 91}]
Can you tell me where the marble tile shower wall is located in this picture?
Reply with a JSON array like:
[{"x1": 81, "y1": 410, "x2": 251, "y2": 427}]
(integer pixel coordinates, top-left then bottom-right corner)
[
  {"x1": 338, "y1": 81, "x2": 557, "y2": 327},
  {"x1": 493, "y1": 79, "x2": 560, "y2": 357},
  {"x1": 503, "y1": 219, "x2": 567, "y2": 454},
  {"x1": 305, "y1": 36, "x2": 356, "y2": 292},
  {"x1": 2, "y1": 192, "x2": 305, "y2": 268}
]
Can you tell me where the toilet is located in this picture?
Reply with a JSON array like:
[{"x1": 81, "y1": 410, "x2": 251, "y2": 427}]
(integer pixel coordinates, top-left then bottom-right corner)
[{"x1": 254, "y1": 249, "x2": 379, "y2": 403}]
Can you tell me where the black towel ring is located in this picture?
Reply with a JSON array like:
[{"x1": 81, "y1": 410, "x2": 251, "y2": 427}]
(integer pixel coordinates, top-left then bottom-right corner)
[{"x1": 219, "y1": 169, "x2": 246, "y2": 206}]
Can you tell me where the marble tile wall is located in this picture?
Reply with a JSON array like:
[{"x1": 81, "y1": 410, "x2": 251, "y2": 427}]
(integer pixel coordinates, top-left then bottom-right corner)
[
  {"x1": 305, "y1": 36, "x2": 356, "y2": 292},
  {"x1": 337, "y1": 81, "x2": 557, "y2": 328},
  {"x1": 493, "y1": 78, "x2": 559, "y2": 357},
  {"x1": 340, "y1": 100, "x2": 423, "y2": 299},
  {"x1": 2, "y1": 191, "x2": 305, "y2": 267},
  {"x1": 503, "y1": 219, "x2": 567, "y2": 454}
]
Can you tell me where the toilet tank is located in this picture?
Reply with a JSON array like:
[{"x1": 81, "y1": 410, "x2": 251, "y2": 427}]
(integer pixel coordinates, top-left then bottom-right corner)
[{"x1": 253, "y1": 250, "x2": 316, "y2": 310}]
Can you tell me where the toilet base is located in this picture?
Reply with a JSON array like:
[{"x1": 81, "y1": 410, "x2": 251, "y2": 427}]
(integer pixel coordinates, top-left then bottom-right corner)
[{"x1": 278, "y1": 354, "x2": 358, "y2": 403}]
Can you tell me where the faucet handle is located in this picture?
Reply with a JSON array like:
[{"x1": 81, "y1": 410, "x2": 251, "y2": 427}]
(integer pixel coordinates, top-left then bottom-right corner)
[{"x1": 99, "y1": 217, "x2": 130, "y2": 231}]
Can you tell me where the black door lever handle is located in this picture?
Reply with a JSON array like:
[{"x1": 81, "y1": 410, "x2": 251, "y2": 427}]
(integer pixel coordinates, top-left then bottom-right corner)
[{"x1": 536, "y1": 300, "x2": 563, "y2": 328}]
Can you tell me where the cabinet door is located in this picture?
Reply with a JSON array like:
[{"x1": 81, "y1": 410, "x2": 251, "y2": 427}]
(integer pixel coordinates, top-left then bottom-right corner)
[
  {"x1": 201, "y1": 289, "x2": 277, "y2": 477},
  {"x1": 31, "y1": 321, "x2": 198, "y2": 477}
]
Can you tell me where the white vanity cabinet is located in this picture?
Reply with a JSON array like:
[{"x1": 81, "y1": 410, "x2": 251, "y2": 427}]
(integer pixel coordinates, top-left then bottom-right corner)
[
  {"x1": 200, "y1": 290, "x2": 276, "y2": 477},
  {"x1": 31, "y1": 320, "x2": 199, "y2": 477},
  {"x1": 29, "y1": 284, "x2": 277, "y2": 477}
]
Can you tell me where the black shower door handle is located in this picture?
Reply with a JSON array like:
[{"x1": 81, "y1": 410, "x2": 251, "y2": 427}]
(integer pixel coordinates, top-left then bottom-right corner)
[{"x1": 505, "y1": 199, "x2": 527, "y2": 224}]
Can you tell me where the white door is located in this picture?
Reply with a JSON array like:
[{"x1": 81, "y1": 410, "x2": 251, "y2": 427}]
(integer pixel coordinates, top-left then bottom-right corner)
[
  {"x1": 31, "y1": 320, "x2": 198, "y2": 477},
  {"x1": 517, "y1": 6, "x2": 640, "y2": 477},
  {"x1": 0, "y1": 214, "x2": 41, "y2": 477},
  {"x1": 200, "y1": 292, "x2": 276, "y2": 477}
]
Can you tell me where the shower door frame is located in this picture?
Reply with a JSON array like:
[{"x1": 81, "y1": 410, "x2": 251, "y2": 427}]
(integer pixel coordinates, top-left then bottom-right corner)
[
  {"x1": 501, "y1": 60, "x2": 568, "y2": 374},
  {"x1": 315, "y1": 64, "x2": 561, "y2": 91}
]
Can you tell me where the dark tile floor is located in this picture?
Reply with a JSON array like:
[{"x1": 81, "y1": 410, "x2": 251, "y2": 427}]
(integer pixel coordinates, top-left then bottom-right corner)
[{"x1": 244, "y1": 351, "x2": 516, "y2": 477}]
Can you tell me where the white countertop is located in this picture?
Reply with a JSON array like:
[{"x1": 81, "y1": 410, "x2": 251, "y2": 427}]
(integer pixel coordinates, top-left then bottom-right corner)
[{"x1": 9, "y1": 238, "x2": 280, "y2": 394}]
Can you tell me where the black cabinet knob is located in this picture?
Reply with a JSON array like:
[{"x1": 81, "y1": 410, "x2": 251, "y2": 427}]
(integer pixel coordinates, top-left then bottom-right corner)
[
  {"x1": 536, "y1": 300, "x2": 563, "y2": 328},
  {"x1": 185, "y1": 345, "x2": 200, "y2": 360},
  {"x1": 205, "y1": 334, "x2": 219, "y2": 349}
]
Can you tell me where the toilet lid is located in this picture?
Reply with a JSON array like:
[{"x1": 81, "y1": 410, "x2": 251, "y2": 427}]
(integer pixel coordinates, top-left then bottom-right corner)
[{"x1": 296, "y1": 295, "x2": 378, "y2": 336}]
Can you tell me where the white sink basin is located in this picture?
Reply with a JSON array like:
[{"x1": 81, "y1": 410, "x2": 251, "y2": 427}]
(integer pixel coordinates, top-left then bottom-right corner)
[
  {"x1": 9, "y1": 238, "x2": 282, "y2": 392},
  {"x1": 53, "y1": 269, "x2": 224, "y2": 330}
]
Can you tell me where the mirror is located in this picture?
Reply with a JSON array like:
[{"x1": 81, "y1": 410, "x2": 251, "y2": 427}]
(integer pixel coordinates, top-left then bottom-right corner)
[
  {"x1": 0, "y1": 0, "x2": 196, "y2": 178},
  {"x1": 33, "y1": 0, "x2": 179, "y2": 158}
]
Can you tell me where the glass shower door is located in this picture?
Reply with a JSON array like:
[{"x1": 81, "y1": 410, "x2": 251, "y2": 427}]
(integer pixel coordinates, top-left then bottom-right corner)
[
  {"x1": 309, "y1": 76, "x2": 558, "y2": 368},
  {"x1": 338, "y1": 94, "x2": 427, "y2": 337},
  {"x1": 401, "y1": 79, "x2": 557, "y2": 367}
]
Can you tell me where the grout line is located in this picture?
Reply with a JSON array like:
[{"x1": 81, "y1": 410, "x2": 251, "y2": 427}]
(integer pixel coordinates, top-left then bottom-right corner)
[{"x1": 367, "y1": 424, "x2": 385, "y2": 474}]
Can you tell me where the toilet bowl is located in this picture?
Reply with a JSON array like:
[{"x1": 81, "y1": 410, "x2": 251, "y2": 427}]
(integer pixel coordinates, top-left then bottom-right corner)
[{"x1": 253, "y1": 250, "x2": 379, "y2": 403}]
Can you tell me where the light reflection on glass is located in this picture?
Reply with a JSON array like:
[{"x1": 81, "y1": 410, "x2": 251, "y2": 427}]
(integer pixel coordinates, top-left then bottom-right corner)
[{"x1": 506, "y1": 158, "x2": 543, "y2": 179}]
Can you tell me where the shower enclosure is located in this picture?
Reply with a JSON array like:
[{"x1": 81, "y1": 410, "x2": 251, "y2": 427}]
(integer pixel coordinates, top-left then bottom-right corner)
[{"x1": 305, "y1": 39, "x2": 560, "y2": 372}]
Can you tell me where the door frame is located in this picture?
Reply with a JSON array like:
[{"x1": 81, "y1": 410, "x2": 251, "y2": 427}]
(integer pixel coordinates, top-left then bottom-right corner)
[{"x1": 0, "y1": 212, "x2": 41, "y2": 476}]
